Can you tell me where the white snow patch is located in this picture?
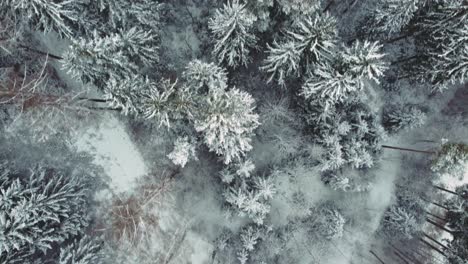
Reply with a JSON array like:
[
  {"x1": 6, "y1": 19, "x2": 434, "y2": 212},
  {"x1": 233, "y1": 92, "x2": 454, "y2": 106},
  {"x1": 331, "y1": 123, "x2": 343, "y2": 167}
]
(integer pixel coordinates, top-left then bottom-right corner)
[{"x1": 75, "y1": 113, "x2": 148, "y2": 193}]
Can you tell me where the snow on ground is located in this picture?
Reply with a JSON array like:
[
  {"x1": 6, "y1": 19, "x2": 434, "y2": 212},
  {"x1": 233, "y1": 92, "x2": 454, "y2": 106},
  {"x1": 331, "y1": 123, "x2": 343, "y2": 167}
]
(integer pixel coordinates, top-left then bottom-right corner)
[{"x1": 74, "y1": 113, "x2": 148, "y2": 193}]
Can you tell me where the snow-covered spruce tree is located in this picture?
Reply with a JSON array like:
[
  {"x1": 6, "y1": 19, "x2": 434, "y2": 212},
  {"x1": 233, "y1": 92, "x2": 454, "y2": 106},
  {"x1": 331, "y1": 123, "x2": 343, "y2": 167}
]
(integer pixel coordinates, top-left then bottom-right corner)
[
  {"x1": 262, "y1": 13, "x2": 338, "y2": 85},
  {"x1": 103, "y1": 76, "x2": 146, "y2": 116},
  {"x1": 277, "y1": 0, "x2": 320, "y2": 15},
  {"x1": 222, "y1": 161, "x2": 276, "y2": 224},
  {"x1": 262, "y1": 41, "x2": 302, "y2": 86},
  {"x1": 304, "y1": 99, "x2": 386, "y2": 171},
  {"x1": 62, "y1": 27, "x2": 158, "y2": 87},
  {"x1": 139, "y1": 78, "x2": 195, "y2": 128},
  {"x1": 301, "y1": 41, "x2": 387, "y2": 104},
  {"x1": 67, "y1": 0, "x2": 162, "y2": 37},
  {"x1": 245, "y1": 0, "x2": 274, "y2": 32},
  {"x1": 402, "y1": 0, "x2": 468, "y2": 90},
  {"x1": 425, "y1": 24, "x2": 468, "y2": 90},
  {"x1": 209, "y1": 0, "x2": 257, "y2": 68},
  {"x1": 167, "y1": 136, "x2": 197, "y2": 168},
  {"x1": 445, "y1": 185, "x2": 468, "y2": 264},
  {"x1": 59, "y1": 236, "x2": 104, "y2": 264},
  {"x1": 382, "y1": 206, "x2": 419, "y2": 240},
  {"x1": 183, "y1": 60, "x2": 228, "y2": 93},
  {"x1": 384, "y1": 105, "x2": 427, "y2": 132},
  {"x1": 195, "y1": 88, "x2": 260, "y2": 164},
  {"x1": 0, "y1": 0, "x2": 75, "y2": 37},
  {"x1": 431, "y1": 142, "x2": 468, "y2": 179},
  {"x1": 373, "y1": 0, "x2": 421, "y2": 36},
  {"x1": 0, "y1": 163, "x2": 91, "y2": 263},
  {"x1": 307, "y1": 204, "x2": 346, "y2": 240}
]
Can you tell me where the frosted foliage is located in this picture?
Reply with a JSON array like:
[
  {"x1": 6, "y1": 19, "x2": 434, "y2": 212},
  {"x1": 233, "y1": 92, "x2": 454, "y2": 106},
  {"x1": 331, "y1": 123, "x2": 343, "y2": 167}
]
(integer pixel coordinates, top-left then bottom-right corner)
[
  {"x1": 431, "y1": 143, "x2": 468, "y2": 179},
  {"x1": 223, "y1": 174, "x2": 275, "y2": 224},
  {"x1": 183, "y1": 60, "x2": 228, "y2": 92},
  {"x1": 309, "y1": 206, "x2": 346, "y2": 240},
  {"x1": 383, "y1": 206, "x2": 419, "y2": 239},
  {"x1": 302, "y1": 41, "x2": 387, "y2": 103},
  {"x1": 385, "y1": 106, "x2": 427, "y2": 132},
  {"x1": 342, "y1": 41, "x2": 388, "y2": 84},
  {"x1": 195, "y1": 89, "x2": 260, "y2": 164},
  {"x1": 0, "y1": 0, "x2": 74, "y2": 37},
  {"x1": 104, "y1": 76, "x2": 144, "y2": 116},
  {"x1": 277, "y1": 0, "x2": 320, "y2": 15},
  {"x1": 140, "y1": 79, "x2": 194, "y2": 128},
  {"x1": 262, "y1": 13, "x2": 338, "y2": 85},
  {"x1": 305, "y1": 101, "x2": 385, "y2": 171},
  {"x1": 262, "y1": 41, "x2": 301, "y2": 86},
  {"x1": 245, "y1": 0, "x2": 273, "y2": 32},
  {"x1": 429, "y1": 25, "x2": 468, "y2": 89},
  {"x1": 62, "y1": 28, "x2": 158, "y2": 86},
  {"x1": 59, "y1": 236, "x2": 103, "y2": 264},
  {"x1": 0, "y1": 165, "x2": 89, "y2": 263},
  {"x1": 289, "y1": 14, "x2": 338, "y2": 66},
  {"x1": 209, "y1": 0, "x2": 257, "y2": 67},
  {"x1": 302, "y1": 62, "x2": 360, "y2": 103},
  {"x1": 167, "y1": 137, "x2": 197, "y2": 168},
  {"x1": 374, "y1": 0, "x2": 420, "y2": 35},
  {"x1": 236, "y1": 159, "x2": 255, "y2": 178},
  {"x1": 240, "y1": 226, "x2": 260, "y2": 252}
]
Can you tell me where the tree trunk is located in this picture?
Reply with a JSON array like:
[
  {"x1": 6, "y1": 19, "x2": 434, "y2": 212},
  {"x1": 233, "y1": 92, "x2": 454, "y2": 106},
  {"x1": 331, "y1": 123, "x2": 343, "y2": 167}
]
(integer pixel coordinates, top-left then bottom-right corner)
[
  {"x1": 77, "y1": 97, "x2": 109, "y2": 103},
  {"x1": 323, "y1": 0, "x2": 335, "y2": 13},
  {"x1": 381, "y1": 145, "x2": 435, "y2": 154},
  {"x1": 422, "y1": 232, "x2": 449, "y2": 251},
  {"x1": 341, "y1": 0, "x2": 358, "y2": 15},
  {"x1": 433, "y1": 185, "x2": 460, "y2": 197},
  {"x1": 391, "y1": 55, "x2": 422, "y2": 66},
  {"x1": 369, "y1": 250, "x2": 386, "y2": 264},
  {"x1": 18, "y1": 44, "x2": 63, "y2": 60},
  {"x1": 421, "y1": 197, "x2": 451, "y2": 211},
  {"x1": 426, "y1": 218, "x2": 453, "y2": 234},
  {"x1": 390, "y1": 244, "x2": 423, "y2": 264},
  {"x1": 419, "y1": 238, "x2": 447, "y2": 257},
  {"x1": 426, "y1": 211, "x2": 447, "y2": 222},
  {"x1": 393, "y1": 250, "x2": 411, "y2": 264}
]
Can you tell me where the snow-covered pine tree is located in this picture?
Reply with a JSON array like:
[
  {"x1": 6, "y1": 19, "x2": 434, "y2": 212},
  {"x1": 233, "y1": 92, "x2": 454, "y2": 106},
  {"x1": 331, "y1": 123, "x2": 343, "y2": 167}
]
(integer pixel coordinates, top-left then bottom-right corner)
[
  {"x1": 139, "y1": 78, "x2": 195, "y2": 128},
  {"x1": 410, "y1": 0, "x2": 467, "y2": 90},
  {"x1": 262, "y1": 12, "x2": 338, "y2": 85},
  {"x1": 240, "y1": 225, "x2": 261, "y2": 252},
  {"x1": 305, "y1": 99, "x2": 385, "y2": 171},
  {"x1": 103, "y1": 76, "x2": 146, "y2": 116},
  {"x1": 209, "y1": 0, "x2": 257, "y2": 67},
  {"x1": 68, "y1": 0, "x2": 161, "y2": 37},
  {"x1": 59, "y1": 236, "x2": 104, "y2": 264},
  {"x1": 426, "y1": 24, "x2": 467, "y2": 90},
  {"x1": 183, "y1": 60, "x2": 228, "y2": 93},
  {"x1": 382, "y1": 206, "x2": 419, "y2": 239},
  {"x1": 308, "y1": 204, "x2": 346, "y2": 240},
  {"x1": 277, "y1": 0, "x2": 320, "y2": 15},
  {"x1": 301, "y1": 40, "x2": 387, "y2": 104},
  {"x1": 62, "y1": 27, "x2": 158, "y2": 87},
  {"x1": 245, "y1": 0, "x2": 274, "y2": 32},
  {"x1": 262, "y1": 41, "x2": 302, "y2": 86},
  {"x1": 0, "y1": 163, "x2": 91, "y2": 263},
  {"x1": 167, "y1": 136, "x2": 197, "y2": 168},
  {"x1": 431, "y1": 142, "x2": 468, "y2": 179},
  {"x1": 384, "y1": 105, "x2": 427, "y2": 132},
  {"x1": 373, "y1": 0, "x2": 420, "y2": 35},
  {"x1": 0, "y1": 0, "x2": 75, "y2": 37},
  {"x1": 195, "y1": 88, "x2": 260, "y2": 164}
]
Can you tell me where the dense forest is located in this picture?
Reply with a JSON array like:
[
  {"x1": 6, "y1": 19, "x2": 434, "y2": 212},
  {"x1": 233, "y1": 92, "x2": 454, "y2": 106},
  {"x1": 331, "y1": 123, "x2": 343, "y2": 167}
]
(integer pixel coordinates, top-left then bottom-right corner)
[{"x1": 0, "y1": 0, "x2": 467, "y2": 263}]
